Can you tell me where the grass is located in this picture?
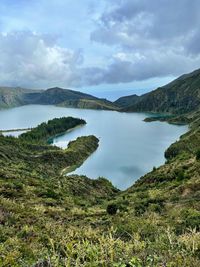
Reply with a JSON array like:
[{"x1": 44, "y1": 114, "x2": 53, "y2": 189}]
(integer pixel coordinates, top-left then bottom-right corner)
[{"x1": 0, "y1": 115, "x2": 200, "y2": 266}]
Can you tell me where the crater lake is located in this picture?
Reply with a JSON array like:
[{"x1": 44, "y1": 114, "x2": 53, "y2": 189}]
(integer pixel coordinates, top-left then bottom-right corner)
[{"x1": 0, "y1": 105, "x2": 188, "y2": 189}]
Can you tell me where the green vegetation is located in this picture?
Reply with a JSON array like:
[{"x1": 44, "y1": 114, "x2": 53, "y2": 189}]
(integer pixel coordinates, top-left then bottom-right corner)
[
  {"x1": 58, "y1": 98, "x2": 118, "y2": 110},
  {"x1": 114, "y1": 94, "x2": 139, "y2": 108},
  {"x1": 1, "y1": 113, "x2": 200, "y2": 266},
  {"x1": 118, "y1": 68, "x2": 200, "y2": 114},
  {"x1": 0, "y1": 86, "x2": 118, "y2": 111},
  {"x1": 19, "y1": 117, "x2": 86, "y2": 143},
  {"x1": 1, "y1": 67, "x2": 200, "y2": 265},
  {"x1": 106, "y1": 203, "x2": 118, "y2": 215},
  {"x1": 196, "y1": 149, "x2": 200, "y2": 160}
]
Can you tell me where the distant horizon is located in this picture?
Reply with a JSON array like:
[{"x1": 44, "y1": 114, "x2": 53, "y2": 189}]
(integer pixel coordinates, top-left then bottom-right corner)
[
  {"x1": 1, "y1": 64, "x2": 199, "y2": 101},
  {"x1": 0, "y1": 83, "x2": 161, "y2": 101},
  {"x1": 0, "y1": 74, "x2": 176, "y2": 101}
]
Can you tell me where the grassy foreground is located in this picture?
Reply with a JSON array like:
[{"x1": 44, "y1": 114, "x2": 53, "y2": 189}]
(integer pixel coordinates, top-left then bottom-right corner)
[{"x1": 0, "y1": 115, "x2": 200, "y2": 266}]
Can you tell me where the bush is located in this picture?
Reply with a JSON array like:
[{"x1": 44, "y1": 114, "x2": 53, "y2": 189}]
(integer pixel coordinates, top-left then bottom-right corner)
[
  {"x1": 175, "y1": 169, "x2": 185, "y2": 181},
  {"x1": 176, "y1": 209, "x2": 200, "y2": 233},
  {"x1": 134, "y1": 202, "x2": 148, "y2": 216},
  {"x1": 107, "y1": 203, "x2": 118, "y2": 215},
  {"x1": 196, "y1": 149, "x2": 200, "y2": 160},
  {"x1": 148, "y1": 203, "x2": 162, "y2": 213}
]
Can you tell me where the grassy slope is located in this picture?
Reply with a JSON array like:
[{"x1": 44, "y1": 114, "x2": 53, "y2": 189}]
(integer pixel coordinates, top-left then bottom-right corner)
[
  {"x1": 0, "y1": 119, "x2": 119, "y2": 266},
  {"x1": 0, "y1": 87, "x2": 39, "y2": 109},
  {"x1": 58, "y1": 98, "x2": 118, "y2": 110},
  {"x1": 1, "y1": 116, "x2": 200, "y2": 266},
  {"x1": 114, "y1": 94, "x2": 139, "y2": 108},
  {"x1": 120, "y1": 68, "x2": 200, "y2": 114},
  {"x1": 1, "y1": 82, "x2": 200, "y2": 265}
]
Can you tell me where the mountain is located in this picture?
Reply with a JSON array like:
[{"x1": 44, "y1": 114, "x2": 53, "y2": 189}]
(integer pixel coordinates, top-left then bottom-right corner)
[
  {"x1": 117, "y1": 68, "x2": 200, "y2": 114},
  {"x1": 0, "y1": 86, "x2": 118, "y2": 110},
  {"x1": 114, "y1": 94, "x2": 139, "y2": 108},
  {"x1": 2, "y1": 67, "x2": 200, "y2": 113},
  {"x1": 23, "y1": 87, "x2": 97, "y2": 105},
  {"x1": 0, "y1": 87, "x2": 41, "y2": 108}
]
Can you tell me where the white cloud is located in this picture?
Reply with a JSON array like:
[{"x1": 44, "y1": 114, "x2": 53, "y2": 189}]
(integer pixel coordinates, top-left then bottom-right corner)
[
  {"x1": 0, "y1": 31, "x2": 83, "y2": 88},
  {"x1": 0, "y1": 1, "x2": 200, "y2": 89},
  {"x1": 88, "y1": 0, "x2": 200, "y2": 84}
]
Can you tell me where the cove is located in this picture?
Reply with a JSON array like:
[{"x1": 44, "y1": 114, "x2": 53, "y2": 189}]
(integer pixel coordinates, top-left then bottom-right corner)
[{"x1": 0, "y1": 105, "x2": 188, "y2": 189}]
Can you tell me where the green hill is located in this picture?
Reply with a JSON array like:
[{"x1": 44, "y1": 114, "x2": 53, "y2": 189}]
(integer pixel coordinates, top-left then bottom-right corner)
[
  {"x1": 1, "y1": 69, "x2": 200, "y2": 266},
  {"x1": 0, "y1": 86, "x2": 118, "y2": 110},
  {"x1": 1, "y1": 113, "x2": 200, "y2": 266},
  {"x1": 114, "y1": 94, "x2": 139, "y2": 108},
  {"x1": 118, "y1": 68, "x2": 200, "y2": 114}
]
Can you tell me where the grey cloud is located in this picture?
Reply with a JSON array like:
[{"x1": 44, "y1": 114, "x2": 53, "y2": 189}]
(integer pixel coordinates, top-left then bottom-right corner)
[
  {"x1": 99, "y1": 0, "x2": 200, "y2": 40},
  {"x1": 91, "y1": 0, "x2": 200, "y2": 50},
  {"x1": 185, "y1": 30, "x2": 200, "y2": 55},
  {"x1": 82, "y1": 53, "x2": 200, "y2": 86},
  {"x1": 1, "y1": 1, "x2": 200, "y2": 88},
  {"x1": 0, "y1": 31, "x2": 84, "y2": 88},
  {"x1": 88, "y1": 0, "x2": 200, "y2": 84}
]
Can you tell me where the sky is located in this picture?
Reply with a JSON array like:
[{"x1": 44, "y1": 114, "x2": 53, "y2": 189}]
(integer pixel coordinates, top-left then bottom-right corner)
[{"x1": 0, "y1": 0, "x2": 200, "y2": 99}]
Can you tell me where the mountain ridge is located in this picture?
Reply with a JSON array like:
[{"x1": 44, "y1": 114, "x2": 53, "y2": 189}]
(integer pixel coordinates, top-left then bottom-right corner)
[
  {"x1": 118, "y1": 68, "x2": 200, "y2": 114},
  {"x1": 0, "y1": 86, "x2": 118, "y2": 110},
  {"x1": 2, "y1": 67, "x2": 200, "y2": 114}
]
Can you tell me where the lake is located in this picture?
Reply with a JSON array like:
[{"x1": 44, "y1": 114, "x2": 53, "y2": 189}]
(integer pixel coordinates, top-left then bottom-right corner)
[{"x1": 0, "y1": 105, "x2": 188, "y2": 189}]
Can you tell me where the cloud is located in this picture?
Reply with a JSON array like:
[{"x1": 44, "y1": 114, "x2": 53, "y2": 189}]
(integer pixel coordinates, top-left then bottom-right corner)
[
  {"x1": 80, "y1": 51, "x2": 200, "y2": 86},
  {"x1": 0, "y1": 31, "x2": 84, "y2": 88},
  {"x1": 0, "y1": 1, "x2": 200, "y2": 88},
  {"x1": 88, "y1": 0, "x2": 200, "y2": 84},
  {"x1": 92, "y1": 0, "x2": 200, "y2": 47}
]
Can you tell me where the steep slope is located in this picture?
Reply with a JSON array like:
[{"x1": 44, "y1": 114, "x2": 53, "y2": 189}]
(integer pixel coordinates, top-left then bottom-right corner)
[
  {"x1": 23, "y1": 87, "x2": 97, "y2": 105},
  {"x1": 114, "y1": 94, "x2": 139, "y2": 108},
  {"x1": 25, "y1": 87, "x2": 118, "y2": 110},
  {"x1": 0, "y1": 87, "x2": 40, "y2": 109},
  {"x1": 58, "y1": 98, "x2": 118, "y2": 110},
  {"x1": 1, "y1": 69, "x2": 200, "y2": 266},
  {"x1": 121, "y1": 68, "x2": 200, "y2": 114},
  {"x1": 1, "y1": 114, "x2": 200, "y2": 266},
  {"x1": 0, "y1": 117, "x2": 119, "y2": 266}
]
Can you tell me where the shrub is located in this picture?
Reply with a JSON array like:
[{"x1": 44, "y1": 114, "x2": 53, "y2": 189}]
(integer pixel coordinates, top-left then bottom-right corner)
[
  {"x1": 134, "y1": 202, "x2": 148, "y2": 216},
  {"x1": 148, "y1": 203, "x2": 162, "y2": 213},
  {"x1": 175, "y1": 169, "x2": 185, "y2": 181},
  {"x1": 196, "y1": 149, "x2": 200, "y2": 160},
  {"x1": 107, "y1": 203, "x2": 118, "y2": 215}
]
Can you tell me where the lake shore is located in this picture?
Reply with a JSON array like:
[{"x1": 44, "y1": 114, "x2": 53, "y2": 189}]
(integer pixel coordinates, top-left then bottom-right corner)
[{"x1": 0, "y1": 127, "x2": 33, "y2": 133}]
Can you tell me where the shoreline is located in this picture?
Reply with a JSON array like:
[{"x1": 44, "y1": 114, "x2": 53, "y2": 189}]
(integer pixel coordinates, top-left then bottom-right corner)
[
  {"x1": 0, "y1": 127, "x2": 33, "y2": 133},
  {"x1": 0, "y1": 106, "x2": 190, "y2": 192},
  {"x1": 47, "y1": 123, "x2": 86, "y2": 144}
]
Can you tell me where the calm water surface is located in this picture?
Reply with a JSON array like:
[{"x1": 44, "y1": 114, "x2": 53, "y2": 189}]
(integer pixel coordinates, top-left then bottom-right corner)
[{"x1": 0, "y1": 105, "x2": 188, "y2": 189}]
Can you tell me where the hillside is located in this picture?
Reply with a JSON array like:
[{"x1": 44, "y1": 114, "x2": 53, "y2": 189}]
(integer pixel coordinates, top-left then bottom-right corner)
[
  {"x1": 0, "y1": 87, "x2": 118, "y2": 110},
  {"x1": 0, "y1": 117, "x2": 121, "y2": 266},
  {"x1": 1, "y1": 69, "x2": 200, "y2": 266},
  {"x1": 58, "y1": 98, "x2": 117, "y2": 110},
  {"x1": 114, "y1": 94, "x2": 139, "y2": 108},
  {"x1": 1, "y1": 113, "x2": 200, "y2": 266},
  {"x1": 0, "y1": 87, "x2": 41, "y2": 109},
  {"x1": 118, "y1": 68, "x2": 200, "y2": 114}
]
